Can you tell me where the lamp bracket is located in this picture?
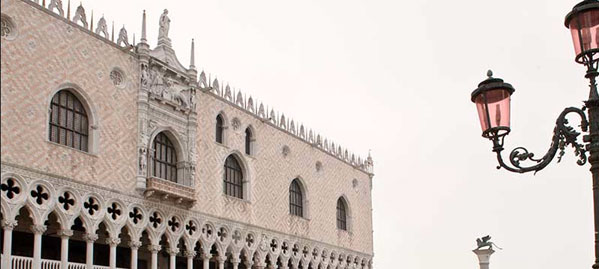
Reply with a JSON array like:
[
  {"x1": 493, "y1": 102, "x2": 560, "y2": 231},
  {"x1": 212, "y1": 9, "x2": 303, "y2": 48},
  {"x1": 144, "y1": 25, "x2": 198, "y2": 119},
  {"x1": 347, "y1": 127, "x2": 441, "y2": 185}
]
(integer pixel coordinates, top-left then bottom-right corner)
[{"x1": 493, "y1": 106, "x2": 588, "y2": 174}]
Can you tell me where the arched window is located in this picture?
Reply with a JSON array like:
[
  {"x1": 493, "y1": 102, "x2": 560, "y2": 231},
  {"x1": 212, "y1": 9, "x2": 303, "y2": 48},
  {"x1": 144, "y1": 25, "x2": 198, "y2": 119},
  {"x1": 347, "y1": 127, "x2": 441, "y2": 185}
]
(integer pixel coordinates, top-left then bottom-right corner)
[
  {"x1": 336, "y1": 197, "x2": 347, "y2": 230},
  {"x1": 224, "y1": 155, "x2": 243, "y2": 199},
  {"x1": 49, "y1": 90, "x2": 89, "y2": 151},
  {"x1": 152, "y1": 132, "x2": 178, "y2": 182},
  {"x1": 245, "y1": 127, "x2": 253, "y2": 155},
  {"x1": 289, "y1": 179, "x2": 303, "y2": 217},
  {"x1": 216, "y1": 115, "x2": 224, "y2": 143}
]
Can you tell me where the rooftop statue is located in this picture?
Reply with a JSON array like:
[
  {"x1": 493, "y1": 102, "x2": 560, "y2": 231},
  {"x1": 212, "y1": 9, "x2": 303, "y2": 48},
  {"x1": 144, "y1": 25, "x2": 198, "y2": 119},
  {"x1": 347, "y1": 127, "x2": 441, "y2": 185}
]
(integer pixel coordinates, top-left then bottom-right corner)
[
  {"x1": 475, "y1": 235, "x2": 502, "y2": 250},
  {"x1": 158, "y1": 9, "x2": 170, "y2": 39}
]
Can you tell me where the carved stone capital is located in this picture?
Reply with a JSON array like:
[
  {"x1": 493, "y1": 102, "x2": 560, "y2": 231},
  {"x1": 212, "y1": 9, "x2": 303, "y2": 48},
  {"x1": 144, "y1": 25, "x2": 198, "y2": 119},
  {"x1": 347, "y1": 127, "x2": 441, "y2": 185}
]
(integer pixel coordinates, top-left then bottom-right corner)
[
  {"x1": 30, "y1": 224, "x2": 47, "y2": 234},
  {"x1": 148, "y1": 244, "x2": 162, "y2": 253},
  {"x1": 57, "y1": 229, "x2": 74, "y2": 238},
  {"x1": 129, "y1": 240, "x2": 142, "y2": 249},
  {"x1": 184, "y1": 250, "x2": 196, "y2": 258},
  {"x1": 167, "y1": 247, "x2": 179, "y2": 256},
  {"x1": 106, "y1": 237, "x2": 121, "y2": 247},
  {"x1": 217, "y1": 255, "x2": 227, "y2": 263},
  {"x1": 201, "y1": 253, "x2": 212, "y2": 260},
  {"x1": 1, "y1": 219, "x2": 18, "y2": 230},
  {"x1": 83, "y1": 233, "x2": 99, "y2": 243}
]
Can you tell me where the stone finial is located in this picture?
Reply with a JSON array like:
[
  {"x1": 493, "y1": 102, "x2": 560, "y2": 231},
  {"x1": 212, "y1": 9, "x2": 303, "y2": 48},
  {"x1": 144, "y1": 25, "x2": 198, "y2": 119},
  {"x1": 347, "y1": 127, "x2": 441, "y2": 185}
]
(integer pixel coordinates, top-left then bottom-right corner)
[
  {"x1": 190, "y1": 39, "x2": 196, "y2": 70},
  {"x1": 67, "y1": 0, "x2": 71, "y2": 20},
  {"x1": 72, "y1": 3, "x2": 88, "y2": 28},
  {"x1": 48, "y1": 0, "x2": 65, "y2": 16},
  {"x1": 141, "y1": 10, "x2": 147, "y2": 43},
  {"x1": 111, "y1": 21, "x2": 114, "y2": 42},
  {"x1": 117, "y1": 25, "x2": 130, "y2": 46},
  {"x1": 90, "y1": 10, "x2": 93, "y2": 31},
  {"x1": 199, "y1": 71, "x2": 207, "y2": 88},
  {"x1": 95, "y1": 16, "x2": 109, "y2": 38}
]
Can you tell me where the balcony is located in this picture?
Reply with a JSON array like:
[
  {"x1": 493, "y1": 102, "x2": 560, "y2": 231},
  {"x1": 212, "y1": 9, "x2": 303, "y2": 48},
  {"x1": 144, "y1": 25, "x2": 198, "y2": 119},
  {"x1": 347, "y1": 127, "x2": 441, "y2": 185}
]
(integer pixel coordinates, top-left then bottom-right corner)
[
  {"x1": 7, "y1": 255, "x2": 126, "y2": 269},
  {"x1": 144, "y1": 177, "x2": 196, "y2": 207}
]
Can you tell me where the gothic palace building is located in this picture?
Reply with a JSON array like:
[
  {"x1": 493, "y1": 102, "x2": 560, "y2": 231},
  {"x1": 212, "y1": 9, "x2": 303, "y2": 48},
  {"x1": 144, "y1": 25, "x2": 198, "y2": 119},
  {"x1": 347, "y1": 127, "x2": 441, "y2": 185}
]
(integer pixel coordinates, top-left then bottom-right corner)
[{"x1": 0, "y1": 0, "x2": 375, "y2": 268}]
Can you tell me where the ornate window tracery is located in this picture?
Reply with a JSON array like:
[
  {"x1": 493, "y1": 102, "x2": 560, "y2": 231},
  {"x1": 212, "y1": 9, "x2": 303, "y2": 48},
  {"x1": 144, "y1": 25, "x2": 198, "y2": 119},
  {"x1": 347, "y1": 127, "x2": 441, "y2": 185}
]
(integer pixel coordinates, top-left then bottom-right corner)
[
  {"x1": 224, "y1": 155, "x2": 243, "y2": 199},
  {"x1": 289, "y1": 179, "x2": 303, "y2": 217},
  {"x1": 152, "y1": 132, "x2": 178, "y2": 182},
  {"x1": 49, "y1": 90, "x2": 89, "y2": 151},
  {"x1": 336, "y1": 197, "x2": 347, "y2": 231}
]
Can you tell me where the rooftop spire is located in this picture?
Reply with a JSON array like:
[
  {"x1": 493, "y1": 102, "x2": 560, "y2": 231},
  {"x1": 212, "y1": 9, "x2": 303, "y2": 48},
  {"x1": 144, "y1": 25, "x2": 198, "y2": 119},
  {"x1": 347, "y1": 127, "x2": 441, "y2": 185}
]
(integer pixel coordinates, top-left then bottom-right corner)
[
  {"x1": 141, "y1": 10, "x2": 147, "y2": 43},
  {"x1": 67, "y1": 0, "x2": 71, "y2": 19},
  {"x1": 190, "y1": 39, "x2": 196, "y2": 70}
]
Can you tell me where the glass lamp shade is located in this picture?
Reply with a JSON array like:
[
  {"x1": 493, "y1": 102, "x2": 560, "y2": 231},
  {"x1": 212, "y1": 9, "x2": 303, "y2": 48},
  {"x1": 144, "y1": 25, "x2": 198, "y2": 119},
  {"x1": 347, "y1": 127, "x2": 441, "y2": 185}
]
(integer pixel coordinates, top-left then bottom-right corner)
[
  {"x1": 471, "y1": 72, "x2": 515, "y2": 139},
  {"x1": 565, "y1": 1, "x2": 599, "y2": 61}
]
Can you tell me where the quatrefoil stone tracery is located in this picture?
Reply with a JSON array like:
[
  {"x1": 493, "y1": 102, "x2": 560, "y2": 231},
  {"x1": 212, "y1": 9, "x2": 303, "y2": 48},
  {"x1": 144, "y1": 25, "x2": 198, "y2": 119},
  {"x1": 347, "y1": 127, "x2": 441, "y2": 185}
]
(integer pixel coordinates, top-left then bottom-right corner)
[
  {"x1": 129, "y1": 208, "x2": 143, "y2": 224},
  {"x1": 149, "y1": 212, "x2": 162, "y2": 229},
  {"x1": 83, "y1": 197, "x2": 99, "y2": 215},
  {"x1": 30, "y1": 185, "x2": 49, "y2": 205},
  {"x1": 168, "y1": 216, "x2": 180, "y2": 232},
  {"x1": 58, "y1": 192, "x2": 75, "y2": 210},
  {"x1": 185, "y1": 221, "x2": 196, "y2": 235},
  {"x1": 107, "y1": 203, "x2": 122, "y2": 220},
  {"x1": 1, "y1": 178, "x2": 20, "y2": 199}
]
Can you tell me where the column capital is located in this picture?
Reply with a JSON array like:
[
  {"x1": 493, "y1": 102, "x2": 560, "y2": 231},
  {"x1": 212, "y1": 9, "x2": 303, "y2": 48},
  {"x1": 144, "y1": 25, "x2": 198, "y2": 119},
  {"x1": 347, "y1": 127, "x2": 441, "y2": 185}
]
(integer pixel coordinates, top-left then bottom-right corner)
[
  {"x1": 230, "y1": 257, "x2": 241, "y2": 265},
  {"x1": 184, "y1": 250, "x2": 196, "y2": 258},
  {"x1": 30, "y1": 224, "x2": 47, "y2": 234},
  {"x1": 129, "y1": 240, "x2": 142, "y2": 249},
  {"x1": 83, "y1": 233, "x2": 98, "y2": 242},
  {"x1": 106, "y1": 237, "x2": 121, "y2": 247},
  {"x1": 202, "y1": 253, "x2": 213, "y2": 260},
  {"x1": 167, "y1": 247, "x2": 180, "y2": 256},
  {"x1": 57, "y1": 229, "x2": 74, "y2": 237},
  {"x1": 1, "y1": 219, "x2": 18, "y2": 230},
  {"x1": 148, "y1": 244, "x2": 162, "y2": 253}
]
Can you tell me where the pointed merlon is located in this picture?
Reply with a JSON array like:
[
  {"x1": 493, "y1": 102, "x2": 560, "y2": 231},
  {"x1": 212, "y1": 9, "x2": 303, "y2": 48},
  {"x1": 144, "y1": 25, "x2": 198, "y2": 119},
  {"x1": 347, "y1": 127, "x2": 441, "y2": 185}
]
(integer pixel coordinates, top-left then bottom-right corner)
[
  {"x1": 190, "y1": 39, "x2": 196, "y2": 69},
  {"x1": 141, "y1": 10, "x2": 147, "y2": 43}
]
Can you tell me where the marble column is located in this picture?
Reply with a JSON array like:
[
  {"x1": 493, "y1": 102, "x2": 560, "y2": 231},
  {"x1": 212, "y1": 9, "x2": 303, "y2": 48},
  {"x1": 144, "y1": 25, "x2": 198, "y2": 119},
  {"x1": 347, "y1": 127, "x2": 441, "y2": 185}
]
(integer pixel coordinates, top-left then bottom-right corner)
[
  {"x1": 83, "y1": 233, "x2": 98, "y2": 269},
  {"x1": 473, "y1": 248, "x2": 495, "y2": 269},
  {"x1": 202, "y1": 253, "x2": 212, "y2": 269},
  {"x1": 107, "y1": 237, "x2": 121, "y2": 269},
  {"x1": 279, "y1": 258, "x2": 289, "y2": 269},
  {"x1": 129, "y1": 241, "x2": 142, "y2": 269},
  {"x1": 148, "y1": 244, "x2": 161, "y2": 269},
  {"x1": 1, "y1": 220, "x2": 17, "y2": 269},
  {"x1": 58, "y1": 229, "x2": 73, "y2": 269},
  {"x1": 31, "y1": 225, "x2": 47, "y2": 269},
  {"x1": 217, "y1": 255, "x2": 226, "y2": 269},
  {"x1": 184, "y1": 250, "x2": 196, "y2": 269},
  {"x1": 168, "y1": 247, "x2": 179, "y2": 269},
  {"x1": 231, "y1": 257, "x2": 241, "y2": 269}
]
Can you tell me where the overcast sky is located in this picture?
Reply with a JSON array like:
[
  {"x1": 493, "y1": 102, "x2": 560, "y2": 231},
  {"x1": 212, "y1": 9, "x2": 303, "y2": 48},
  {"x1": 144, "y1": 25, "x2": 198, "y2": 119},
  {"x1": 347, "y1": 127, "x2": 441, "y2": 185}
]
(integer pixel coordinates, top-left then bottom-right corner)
[{"x1": 76, "y1": 0, "x2": 592, "y2": 268}]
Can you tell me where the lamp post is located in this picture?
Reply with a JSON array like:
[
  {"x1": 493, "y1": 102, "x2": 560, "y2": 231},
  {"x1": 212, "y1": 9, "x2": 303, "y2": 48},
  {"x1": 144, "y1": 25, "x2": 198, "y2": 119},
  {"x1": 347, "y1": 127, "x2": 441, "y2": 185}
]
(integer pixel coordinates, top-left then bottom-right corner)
[{"x1": 471, "y1": 1, "x2": 599, "y2": 268}]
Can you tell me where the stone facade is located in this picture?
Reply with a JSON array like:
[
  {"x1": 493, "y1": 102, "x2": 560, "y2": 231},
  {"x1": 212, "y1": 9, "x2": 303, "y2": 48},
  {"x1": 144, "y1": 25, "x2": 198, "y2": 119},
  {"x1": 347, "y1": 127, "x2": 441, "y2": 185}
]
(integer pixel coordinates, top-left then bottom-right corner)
[{"x1": 0, "y1": 0, "x2": 374, "y2": 268}]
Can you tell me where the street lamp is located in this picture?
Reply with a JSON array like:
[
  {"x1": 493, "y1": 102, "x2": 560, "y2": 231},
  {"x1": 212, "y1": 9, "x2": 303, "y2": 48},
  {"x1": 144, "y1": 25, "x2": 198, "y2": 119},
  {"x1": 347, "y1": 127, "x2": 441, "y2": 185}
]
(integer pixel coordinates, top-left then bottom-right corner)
[{"x1": 471, "y1": 0, "x2": 599, "y2": 268}]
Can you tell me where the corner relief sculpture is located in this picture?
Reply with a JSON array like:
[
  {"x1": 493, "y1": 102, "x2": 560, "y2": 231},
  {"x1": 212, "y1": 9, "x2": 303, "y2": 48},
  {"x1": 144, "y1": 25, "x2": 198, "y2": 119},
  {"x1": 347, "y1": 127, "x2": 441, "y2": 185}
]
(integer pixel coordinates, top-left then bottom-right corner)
[{"x1": 141, "y1": 63, "x2": 197, "y2": 112}]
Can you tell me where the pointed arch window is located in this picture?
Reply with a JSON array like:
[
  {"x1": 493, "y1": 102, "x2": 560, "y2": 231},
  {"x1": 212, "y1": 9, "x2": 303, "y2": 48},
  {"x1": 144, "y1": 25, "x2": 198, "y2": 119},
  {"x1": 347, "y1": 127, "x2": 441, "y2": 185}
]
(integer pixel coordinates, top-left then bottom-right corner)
[
  {"x1": 224, "y1": 155, "x2": 243, "y2": 199},
  {"x1": 336, "y1": 197, "x2": 347, "y2": 230},
  {"x1": 289, "y1": 179, "x2": 303, "y2": 217},
  {"x1": 152, "y1": 132, "x2": 178, "y2": 182},
  {"x1": 245, "y1": 127, "x2": 253, "y2": 155},
  {"x1": 216, "y1": 114, "x2": 224, "y2": 143},
  {"x1": 49, "y1": 90, "x2": 89, "y2": 151}
]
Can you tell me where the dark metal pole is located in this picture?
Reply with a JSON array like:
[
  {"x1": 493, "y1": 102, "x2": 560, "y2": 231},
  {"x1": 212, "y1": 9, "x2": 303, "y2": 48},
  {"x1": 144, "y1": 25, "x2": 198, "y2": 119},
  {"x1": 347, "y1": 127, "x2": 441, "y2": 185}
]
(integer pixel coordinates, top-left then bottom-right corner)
[{"x1": 585, "y1": 68, "x2": 599, "y2": 269}]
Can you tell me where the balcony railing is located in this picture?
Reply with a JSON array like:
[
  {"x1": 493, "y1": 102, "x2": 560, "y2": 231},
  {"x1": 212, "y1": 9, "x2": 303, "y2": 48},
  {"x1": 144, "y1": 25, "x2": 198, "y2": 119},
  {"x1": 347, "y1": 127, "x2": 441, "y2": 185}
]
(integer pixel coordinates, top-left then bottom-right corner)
[
  {"x1": 9, "y1": 255, "x2": 126, "y2": 269},
  {"x1": 144, "y1": 176, "x2": 196, "y2": 207}
]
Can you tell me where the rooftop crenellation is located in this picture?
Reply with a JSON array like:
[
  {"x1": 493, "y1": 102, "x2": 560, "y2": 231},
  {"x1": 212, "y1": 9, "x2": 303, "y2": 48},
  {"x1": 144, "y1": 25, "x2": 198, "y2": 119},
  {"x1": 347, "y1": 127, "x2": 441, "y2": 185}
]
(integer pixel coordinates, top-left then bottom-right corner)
[{"x1": 24, "y1": 0, "x2": 374, "y2": 175}]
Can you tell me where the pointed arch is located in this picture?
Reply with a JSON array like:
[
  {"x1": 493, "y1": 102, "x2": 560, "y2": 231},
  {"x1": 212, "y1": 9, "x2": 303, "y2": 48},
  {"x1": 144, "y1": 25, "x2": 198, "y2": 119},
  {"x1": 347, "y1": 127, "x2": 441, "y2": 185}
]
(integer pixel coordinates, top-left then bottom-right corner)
[
  {"x1": 336, "y1": 197, "x2": 349, "y2": 231},
  {"x1": 244, "y1": 125, "x2": 255, "y2": 155},
  {"x1": 289, "y1": 178, "x2": 304, "y2": 218},
  {"x1": 224, "y1": 154, "x2": 244, "y2": 199},
  {"x1": 215, "y1": 112, "x2": 227, "y2": 144}
]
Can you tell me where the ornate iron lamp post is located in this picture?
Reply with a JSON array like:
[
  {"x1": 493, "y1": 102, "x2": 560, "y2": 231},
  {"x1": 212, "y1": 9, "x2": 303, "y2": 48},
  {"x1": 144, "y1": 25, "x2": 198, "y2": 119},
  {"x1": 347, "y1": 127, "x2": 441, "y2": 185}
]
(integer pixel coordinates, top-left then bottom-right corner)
[{"x1": 471, "y1": 1, "x2": 599, "y2": 267}]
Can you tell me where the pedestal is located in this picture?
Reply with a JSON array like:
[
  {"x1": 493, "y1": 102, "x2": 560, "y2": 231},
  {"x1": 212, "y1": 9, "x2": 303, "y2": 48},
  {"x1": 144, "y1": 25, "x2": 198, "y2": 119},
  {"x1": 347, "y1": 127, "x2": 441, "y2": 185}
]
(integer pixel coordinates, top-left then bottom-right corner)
[{"x1": 473, "y1": 248, "x2": 495, "y2": 269}]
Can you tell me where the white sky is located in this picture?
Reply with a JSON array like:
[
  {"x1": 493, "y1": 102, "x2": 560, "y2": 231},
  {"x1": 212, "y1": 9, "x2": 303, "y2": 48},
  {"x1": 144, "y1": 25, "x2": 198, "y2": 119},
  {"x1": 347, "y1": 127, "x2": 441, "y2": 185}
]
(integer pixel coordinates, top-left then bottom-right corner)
[{"x1": 74, "y1": 0, "x2": 592, "y2": 268}]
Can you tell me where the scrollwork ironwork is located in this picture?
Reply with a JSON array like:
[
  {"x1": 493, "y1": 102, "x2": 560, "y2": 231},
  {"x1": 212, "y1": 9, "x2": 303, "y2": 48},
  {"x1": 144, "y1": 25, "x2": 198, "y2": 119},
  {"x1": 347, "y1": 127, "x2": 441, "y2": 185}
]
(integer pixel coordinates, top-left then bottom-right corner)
[{"x1": 493, "y1": 106, "x2": 588, "y2": 173}]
